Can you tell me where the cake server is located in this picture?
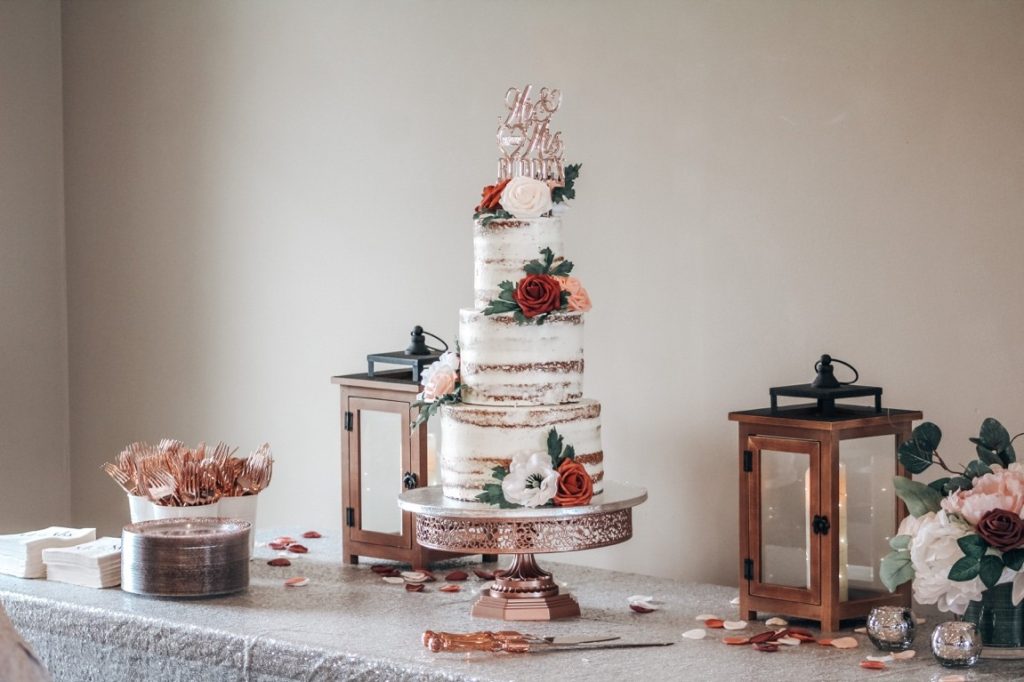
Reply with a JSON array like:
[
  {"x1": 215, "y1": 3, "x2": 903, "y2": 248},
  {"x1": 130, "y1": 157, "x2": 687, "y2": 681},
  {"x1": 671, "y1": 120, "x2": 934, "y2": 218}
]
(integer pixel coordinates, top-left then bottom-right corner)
[{"x1": 423, "y1": 630, "x2": 674, "y2": 653}]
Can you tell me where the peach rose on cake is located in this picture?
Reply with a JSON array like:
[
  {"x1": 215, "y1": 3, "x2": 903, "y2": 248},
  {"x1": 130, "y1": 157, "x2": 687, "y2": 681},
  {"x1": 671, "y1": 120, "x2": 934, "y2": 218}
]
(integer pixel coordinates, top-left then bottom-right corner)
[
  {"x1": 941, "y1": 463, "x2": 1024, "y2": 525},
  {"x1": 555, "y1": 276, "x2": 592, "y2": 313},
  {"x1": 419, "y1": 351, "x2": 459, "y2": 402},
  {"x1": 500, "y1": 176, "x2": 552, "y2": 219},
  {"x1": 553, "y1": 459, "x2": 594, "y2": 507}
]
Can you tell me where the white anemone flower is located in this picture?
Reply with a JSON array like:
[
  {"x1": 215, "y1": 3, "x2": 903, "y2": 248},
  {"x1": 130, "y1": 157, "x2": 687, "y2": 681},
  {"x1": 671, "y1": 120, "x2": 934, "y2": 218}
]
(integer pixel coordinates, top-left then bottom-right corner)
[{"x1": 501, "y1": 452, "x2": 558, "y2": 507}]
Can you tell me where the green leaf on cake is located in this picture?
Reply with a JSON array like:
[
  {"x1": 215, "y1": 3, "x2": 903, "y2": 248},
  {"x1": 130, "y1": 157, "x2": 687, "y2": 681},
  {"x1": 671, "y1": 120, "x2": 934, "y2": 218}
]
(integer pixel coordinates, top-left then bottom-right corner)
[
  {"x1": 478, "y1": 209, "x2": 513, "y2": 226},
  {"x1": 893, "y1": 476, "x2": 943, "y2": 517},
  {"x1": 551, "y1": 163, "x2": 581, "y2": 204},
  {"x1": 550, "y1": 259, "x2": 574, "y2": 277},
  {"x1": 497, "y1": 281, "x2": 516, "y2": 302},
  {"x1": 563, "y1": 444, "x2": 575, "y2": 462},
  {"x1": 476, "y1": 483, "x2": 519, "y2": 508},
  {"x1": 513, "y1": 310, "x2": 530, "y2": 325},
  {"x1": 547, "y1": 428, "x2": 564, "y2": 467},
  {"x1": 483, "y1": 299, "x2": 519, "y2": 316},
  {"x1": 880, "y1": 550, "x2": 914, "y2": 592},
  {"x1": 490, "y1": 466, "x2": 508, "y2": 481}
]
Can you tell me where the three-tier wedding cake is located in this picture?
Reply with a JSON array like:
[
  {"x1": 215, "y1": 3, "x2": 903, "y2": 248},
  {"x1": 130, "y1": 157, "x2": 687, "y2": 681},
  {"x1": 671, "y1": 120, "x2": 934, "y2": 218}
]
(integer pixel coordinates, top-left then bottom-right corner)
[{"x1": 415, "y1": 86, "x2": 604, "y2": 509}]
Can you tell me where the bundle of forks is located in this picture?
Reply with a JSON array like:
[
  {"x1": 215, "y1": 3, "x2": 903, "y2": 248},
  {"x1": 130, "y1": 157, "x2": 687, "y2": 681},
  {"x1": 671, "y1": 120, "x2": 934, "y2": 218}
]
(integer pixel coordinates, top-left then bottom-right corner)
[{"x1": 101, "y1": 439, "x2": 274, "y2": 506}]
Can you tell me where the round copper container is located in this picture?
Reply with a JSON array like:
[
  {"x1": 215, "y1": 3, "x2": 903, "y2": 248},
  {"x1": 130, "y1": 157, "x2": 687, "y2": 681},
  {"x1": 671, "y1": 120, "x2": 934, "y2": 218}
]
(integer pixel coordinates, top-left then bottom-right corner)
[{"x1": 121, "y1": 518, "x2": 251, "y2": 597}]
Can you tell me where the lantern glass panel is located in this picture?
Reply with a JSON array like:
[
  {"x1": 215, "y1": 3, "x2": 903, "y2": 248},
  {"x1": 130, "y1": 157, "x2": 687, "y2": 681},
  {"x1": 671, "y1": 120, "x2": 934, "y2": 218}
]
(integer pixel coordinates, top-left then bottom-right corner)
[
  {"x1": 359, "y1": 409, "x2": 403, "y2": 535},
  {"x1": 760, "y1": 449, "x2": 812, "y2": 589},
  {"x1": 839, "y1": 435, "x2": 897, "y2": 601}
]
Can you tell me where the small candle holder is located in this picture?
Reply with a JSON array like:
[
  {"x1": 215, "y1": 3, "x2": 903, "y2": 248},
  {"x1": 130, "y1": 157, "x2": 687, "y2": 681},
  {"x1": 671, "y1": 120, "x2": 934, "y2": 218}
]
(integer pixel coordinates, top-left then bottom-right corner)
[
  {"x1": 866, "y1": 606, "x2": 916, "y2": 651},
  {"x1": 931, "y1": 621, "x2": 983, "y2": 668}
]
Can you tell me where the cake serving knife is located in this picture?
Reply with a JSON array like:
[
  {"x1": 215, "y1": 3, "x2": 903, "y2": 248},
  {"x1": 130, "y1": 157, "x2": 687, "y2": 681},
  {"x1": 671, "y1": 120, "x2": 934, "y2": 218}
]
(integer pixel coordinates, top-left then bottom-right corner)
[{"x1": 423, "y1": 630, "x2": 674, "y2": 653}]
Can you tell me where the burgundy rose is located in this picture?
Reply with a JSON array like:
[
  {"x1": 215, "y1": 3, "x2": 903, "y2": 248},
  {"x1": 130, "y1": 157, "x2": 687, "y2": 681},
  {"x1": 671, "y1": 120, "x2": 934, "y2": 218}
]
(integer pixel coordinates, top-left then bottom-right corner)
[
  {"x1": 976, "y1": 509, "x2": 1024, "y2": 551},
  {"x1": 513, "y1": 274, "x2": 562, "y2": 318}
]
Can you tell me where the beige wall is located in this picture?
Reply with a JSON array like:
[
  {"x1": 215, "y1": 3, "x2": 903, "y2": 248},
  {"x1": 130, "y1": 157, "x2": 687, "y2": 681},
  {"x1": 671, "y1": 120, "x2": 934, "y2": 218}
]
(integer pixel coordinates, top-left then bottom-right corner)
[
  {"x1": 59, "y1": 1, "x2": 1024, "y2": 583},
  {"x1": 0, "y1": 1, "x2": 69, "y2": 532}
]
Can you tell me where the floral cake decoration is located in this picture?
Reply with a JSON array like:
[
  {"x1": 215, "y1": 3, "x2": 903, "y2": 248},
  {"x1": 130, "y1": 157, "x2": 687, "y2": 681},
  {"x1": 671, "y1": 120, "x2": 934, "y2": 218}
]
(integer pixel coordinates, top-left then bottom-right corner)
[
  {"x1": 476, "y1": 427, "x2": 594, "y2": 508},
  {"x1": 474, "y1": 164, "x2": 581, "y2": 226},
  {"x1": 483, "y1": 247, "x2": 591, "y2": 325},
  {"x1": 881, "y1": 417, "x2": 1024, "y2": 613},
  {"x1": 412, "y1": 348, "x2": 461, "y2": 429}
]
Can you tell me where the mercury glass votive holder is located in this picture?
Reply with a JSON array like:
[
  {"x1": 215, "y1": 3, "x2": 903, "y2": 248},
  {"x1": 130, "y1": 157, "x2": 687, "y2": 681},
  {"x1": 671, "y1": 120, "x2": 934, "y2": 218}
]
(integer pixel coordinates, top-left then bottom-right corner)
[
  {"x1": 866, "y1": 606, "x2": 916, "y2": 651},
  {"x1": 931, "y1": 621, "x2": 983, "y2": 668}
]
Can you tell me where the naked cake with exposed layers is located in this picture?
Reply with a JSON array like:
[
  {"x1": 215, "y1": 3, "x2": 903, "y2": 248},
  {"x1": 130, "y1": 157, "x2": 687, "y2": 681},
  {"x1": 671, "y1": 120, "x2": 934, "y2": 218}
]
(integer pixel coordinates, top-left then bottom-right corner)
[{"x1": 414, "y1": 86, "x2": 603, "y2": 509}]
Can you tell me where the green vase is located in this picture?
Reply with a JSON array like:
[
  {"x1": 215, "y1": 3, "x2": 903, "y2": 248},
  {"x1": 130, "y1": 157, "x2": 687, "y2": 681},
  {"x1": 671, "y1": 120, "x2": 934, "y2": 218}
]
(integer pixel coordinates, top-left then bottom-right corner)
[{"x1": 963, "y1": 583, "x2": 1024, "y2": 648}]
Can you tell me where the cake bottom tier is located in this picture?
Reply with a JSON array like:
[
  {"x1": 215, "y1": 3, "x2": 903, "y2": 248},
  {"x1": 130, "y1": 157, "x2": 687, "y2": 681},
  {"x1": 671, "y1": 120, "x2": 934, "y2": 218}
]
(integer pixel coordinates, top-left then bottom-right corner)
[{"x1": 439, "y1": 399, "x2": 604, "y2": 502}]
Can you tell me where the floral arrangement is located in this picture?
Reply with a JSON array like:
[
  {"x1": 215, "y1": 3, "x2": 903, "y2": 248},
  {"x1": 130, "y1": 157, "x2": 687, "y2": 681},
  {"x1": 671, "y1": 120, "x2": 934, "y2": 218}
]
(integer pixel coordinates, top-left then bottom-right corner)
[
  {"x1": 477, "y1": 427, "x2": 594, "y2": 508},
  {"x1": 474, "y1": 164, "x2": 581, "y2": 225},
  {"x1": 881, "y1": 418, "x2": 1024, "y2": 614},
  {"x1": 482, "y1": 247, "x2": 591, "y2": 325},
  {"x1": 411, "y1": 349, "x2": 461, "y2": 429}
]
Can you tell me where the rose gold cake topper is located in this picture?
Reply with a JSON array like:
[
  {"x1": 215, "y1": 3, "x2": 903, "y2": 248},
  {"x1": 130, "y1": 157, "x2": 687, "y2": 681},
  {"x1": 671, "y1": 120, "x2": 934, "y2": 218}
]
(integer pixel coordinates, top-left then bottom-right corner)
[{"x1": 496, "y1": 85, "x2": 565, "y2": 184}]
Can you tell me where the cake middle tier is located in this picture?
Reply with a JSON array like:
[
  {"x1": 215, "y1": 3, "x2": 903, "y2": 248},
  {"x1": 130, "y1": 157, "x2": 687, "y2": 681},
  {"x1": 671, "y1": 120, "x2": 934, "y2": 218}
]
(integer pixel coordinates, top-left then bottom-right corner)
[
  {"x1": 459, "y1": 308, "x2": 583, "y2": 405},
  {"x1": 474, "y1": 216, "x2": 562, "y2": 309},
  {"x1": 439, "y1": 399, "x2": 604, "y2": 502}
]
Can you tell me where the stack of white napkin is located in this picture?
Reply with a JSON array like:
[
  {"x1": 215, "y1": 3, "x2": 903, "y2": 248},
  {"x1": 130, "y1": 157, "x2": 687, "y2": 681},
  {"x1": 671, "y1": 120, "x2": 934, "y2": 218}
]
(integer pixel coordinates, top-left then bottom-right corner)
[
  {"x1": 0, "y1": 527, "x2": 96, "y2": 579},
  {"x1": 42, "y1": 537, "x2": 122, "y2": 588}
]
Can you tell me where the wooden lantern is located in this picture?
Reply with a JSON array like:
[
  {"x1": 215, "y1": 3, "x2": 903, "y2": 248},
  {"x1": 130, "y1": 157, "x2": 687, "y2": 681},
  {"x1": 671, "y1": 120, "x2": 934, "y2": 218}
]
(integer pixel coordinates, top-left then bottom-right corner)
[
  {"x1": 729, "y1": 402, "x2": 921, "y2": 631},
  {"x1": 333, "y1": 369, "x2": 483, "y2": 566}
]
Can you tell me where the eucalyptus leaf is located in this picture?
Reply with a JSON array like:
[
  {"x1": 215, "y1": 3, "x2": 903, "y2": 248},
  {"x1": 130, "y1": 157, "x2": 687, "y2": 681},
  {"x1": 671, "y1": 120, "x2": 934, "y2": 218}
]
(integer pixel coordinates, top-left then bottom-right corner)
[
  {"x1": 965, "y1": 461, "x2": 992, "y2": 479},
  {"x1": 928, "y1": 477, "x2": 951, "y2": 495},
  {"x1": 981, "y1": 555, "x2": 1005, "y2": 588},
  {"x1": 976, "y1": 444, "x2": 1002, "y2": 466},
  {"x1": 913, "y1": 422, "x2": 943, "y2": 452},
  {"x1": 948, "y1": 555, "x2": 981, "y2": 582},
  {"x1": 889, "y1": 534, "x2": 912, "y2": 550},
  {"x1": 1004, "y1": 443, "x2": 1017, "y2": 465},
  {"x1": 898, "y1": 441, "x2": 933, "y2": 475},
  {"x1": 980, "y1": 418, "x2": 1011, "y2": 451},
  {"x1": 893, "y1": 476, "x2": 943, "y2": 516},
  {"x1": 880, "y1": 550, "x2": 914, "y2": 592},
  {"x1": 947, "y1": 476, "x2": 973, "y2": 493}
]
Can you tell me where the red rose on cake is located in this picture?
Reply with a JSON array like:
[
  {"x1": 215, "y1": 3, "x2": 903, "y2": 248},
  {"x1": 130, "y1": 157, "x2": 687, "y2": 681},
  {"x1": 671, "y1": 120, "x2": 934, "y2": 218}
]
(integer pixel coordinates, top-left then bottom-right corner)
[
  {"x1": 476, "y1": 178, "x2": 511, "y2": 213},
  {"x1": 513, "y1": 274, "x2": 563, "y2": 318},
  {"x1": 554, "y1": 458, "x2": 594, "y2": 507}
]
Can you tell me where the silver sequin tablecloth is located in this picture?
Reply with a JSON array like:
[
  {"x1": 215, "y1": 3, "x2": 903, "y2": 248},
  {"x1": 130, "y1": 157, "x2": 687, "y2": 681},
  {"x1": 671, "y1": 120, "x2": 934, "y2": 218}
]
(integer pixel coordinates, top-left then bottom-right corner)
[{"x1": 3, "y1": 530, "x2": 1024, "y2": 681}]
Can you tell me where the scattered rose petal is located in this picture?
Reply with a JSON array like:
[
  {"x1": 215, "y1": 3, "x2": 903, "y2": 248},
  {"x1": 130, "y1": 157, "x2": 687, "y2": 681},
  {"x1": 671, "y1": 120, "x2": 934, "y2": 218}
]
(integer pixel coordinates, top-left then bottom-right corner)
[
  {"x1": 786, "y1": 627, "x2": 814, "y2": 637},
  {"x1": 789, "y1": 632, "x2": 816, "y2": 643},
  {"x1": 748, "y1": 632, "x2": 777, "y2": 644},
  {"x1": 267, "y1": 558, "x2": 291, "y2": 567},
  {"x1": 830, "y1": 637, "x2": 858, "y2": 649},
  {"x1": 754, "y1": 643, "x2": 779, "y2": 652},
  {"x1": 273, "y1": 536, "x2": 296, "y2": 544},
  {"x1": 704, "y1": 619, "x2": 725, "y2": 629},
  {"x1": 682, "y1": 629, "x2": 706, "y2": 640},
  {"x1": 723, "y1": 620, "x2": 747, "y2": 630},
  {"x1": 473, "y1": 569, "x2": 495, "y2": 580},
  {"x1": 765, "y1": 617, "x2": 788, "y2": 626},
  {"x1": 382, "y1": 576, "x2": 405, "y2": 584},
  {"x1": 284, "y1": 576, "x2": 309, "y2": 587},
  {"x1": 859, "y1": 660, "x2": 886, "y2": 670},
  {"x1": 627, "y1": 595, "x2": 654, "y2": 604},
  {"x1": 817, "y1": 638, "x2": 833, "y2": 646},
  {"x1": 777, "y1": 637, "x2": 800, "y2": 646},
  {"x1": 439, "y1": 584, "x2": 461, "y2": 593},
  {"x1": 722, "y1": 636, "x2": 750, "y2": 645},
  {"x1": 445, "y1": 570, "x2": 468, "y2": 582},
  {"x1": 695, "y1": 614, "x2": 720, "y2": 622},
  {"x1": 405, "y1": 582, "x2": 425, "y2": 593},
  {"x1": 866, "y1": 655, "x2": 893, "y2": 663},
  {"x1": 630, "y1": 603, "x2": 656, "y2": 614},
  {"x1": 268, "y1": 541, "x2": 289, "y2": 551},
  {"x1": 301, "y1": 530, "x2": 322, "y2": 539},
  {"x1": 891, "y1": 650, "x2": 916, "y2": 660},
  {"x1": 286, "y1": 544, "x2": 309, "y2": 554},
  {"x1": 402, "y1": 571, "x2": 430, "y2": 583},
  {"x1": 371, "y1": 564, "x2": 398, "y2": 574},
  {"x1": 853, "y1": 627, "x2": 867, "y2": 634},
  {"x1": 413, "y1": 568, "x2": 437, "y2": 582},
  {"x1": 730, "y1": 596, "x2": 740, "y2": 605}
]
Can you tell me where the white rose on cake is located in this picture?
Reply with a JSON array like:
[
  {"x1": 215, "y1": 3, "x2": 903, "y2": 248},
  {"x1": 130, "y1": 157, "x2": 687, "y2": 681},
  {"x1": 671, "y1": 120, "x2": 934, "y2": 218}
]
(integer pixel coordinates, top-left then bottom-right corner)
[
  {"x1": 500, "y1": 176, "x2": 553, "y2": 219},
  {"x1": 501, "y1": 451, "x2": 558, "y2": 507}
]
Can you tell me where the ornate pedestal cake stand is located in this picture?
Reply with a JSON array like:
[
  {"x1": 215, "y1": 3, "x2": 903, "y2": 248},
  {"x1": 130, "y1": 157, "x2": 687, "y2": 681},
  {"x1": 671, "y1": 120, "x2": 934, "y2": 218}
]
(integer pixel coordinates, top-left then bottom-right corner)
[{"x1": 398, "y1": 481, "x2": 646, "y2": 621}]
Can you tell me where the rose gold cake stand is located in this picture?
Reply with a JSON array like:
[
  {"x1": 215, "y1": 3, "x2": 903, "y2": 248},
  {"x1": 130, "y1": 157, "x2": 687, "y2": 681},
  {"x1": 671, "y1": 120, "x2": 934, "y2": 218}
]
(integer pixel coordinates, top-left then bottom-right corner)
[{"x1": 398, "y1": 481, "x2": 646, "y2": 621}]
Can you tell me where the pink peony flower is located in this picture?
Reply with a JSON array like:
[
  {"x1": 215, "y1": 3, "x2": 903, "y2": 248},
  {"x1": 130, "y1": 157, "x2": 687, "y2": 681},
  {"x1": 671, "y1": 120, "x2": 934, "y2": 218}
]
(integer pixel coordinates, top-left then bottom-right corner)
[
  {"x1": 555, "y1": 276, "x2": 592, "y2": 312},
  {"x1": 420, "y1": 362, "x2": 457, "y2": 402},
  {"x1": 941, "y1": 463, "x2": 1024, "y2": 525}
]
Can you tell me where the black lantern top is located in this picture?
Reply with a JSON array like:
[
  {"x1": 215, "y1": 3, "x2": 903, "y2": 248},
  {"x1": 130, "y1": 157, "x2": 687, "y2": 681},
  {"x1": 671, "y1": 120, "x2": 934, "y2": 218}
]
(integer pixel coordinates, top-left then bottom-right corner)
[
  {"x1": 769, "y1": 355, "x2": 882, "y2": 417},
  {"x1": 366, "y1": 325, "x2": 445, "y2": 383}
]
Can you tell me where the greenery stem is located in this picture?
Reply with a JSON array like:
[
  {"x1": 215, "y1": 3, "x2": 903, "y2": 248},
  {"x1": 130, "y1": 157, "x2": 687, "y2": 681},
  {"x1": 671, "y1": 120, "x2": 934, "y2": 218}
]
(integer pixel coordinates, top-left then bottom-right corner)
[{"x1": 932, "y1": 449, "x2": 967, "y2": 476}]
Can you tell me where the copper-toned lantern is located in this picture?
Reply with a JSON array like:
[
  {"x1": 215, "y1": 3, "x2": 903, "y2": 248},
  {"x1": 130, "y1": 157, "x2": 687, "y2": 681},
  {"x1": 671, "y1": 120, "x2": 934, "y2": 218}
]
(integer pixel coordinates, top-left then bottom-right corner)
[{"x1": 729, "y1": 356, "x2": 920, "y2": 631}]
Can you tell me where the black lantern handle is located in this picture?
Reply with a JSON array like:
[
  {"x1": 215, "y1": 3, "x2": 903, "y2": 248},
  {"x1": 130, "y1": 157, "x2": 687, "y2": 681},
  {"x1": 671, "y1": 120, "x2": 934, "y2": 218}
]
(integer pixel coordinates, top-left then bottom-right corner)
[{"x1": 814, "y1": 356, "x2": 859, "y2": 386}]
